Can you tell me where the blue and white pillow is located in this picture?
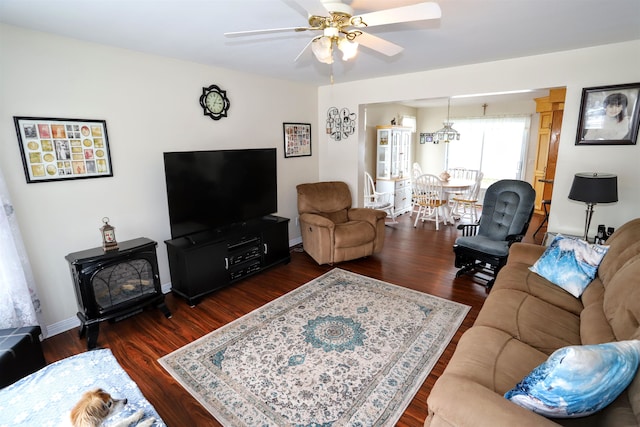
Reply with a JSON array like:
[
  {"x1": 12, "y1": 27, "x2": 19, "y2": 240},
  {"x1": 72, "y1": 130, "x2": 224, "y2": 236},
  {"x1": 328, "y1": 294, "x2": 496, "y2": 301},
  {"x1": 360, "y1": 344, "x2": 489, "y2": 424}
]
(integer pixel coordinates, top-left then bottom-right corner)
[
  {"x1": 505, "y1": 340, "x2": 640, "y2": 418},
  {"x1": 529, "y1": 234, "x2": 609, "y2": 297}
]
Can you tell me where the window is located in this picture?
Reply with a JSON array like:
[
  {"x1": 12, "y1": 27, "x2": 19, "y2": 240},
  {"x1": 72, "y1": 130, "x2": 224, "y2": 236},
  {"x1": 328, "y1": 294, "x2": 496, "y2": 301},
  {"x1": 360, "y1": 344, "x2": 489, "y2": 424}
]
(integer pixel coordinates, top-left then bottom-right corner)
[
  {"x1": 401, "y1": 115, "x2": 416, "y2": 132},
  {"x1": 446, "y1": 116, "x2": 531, "y2": 186}
]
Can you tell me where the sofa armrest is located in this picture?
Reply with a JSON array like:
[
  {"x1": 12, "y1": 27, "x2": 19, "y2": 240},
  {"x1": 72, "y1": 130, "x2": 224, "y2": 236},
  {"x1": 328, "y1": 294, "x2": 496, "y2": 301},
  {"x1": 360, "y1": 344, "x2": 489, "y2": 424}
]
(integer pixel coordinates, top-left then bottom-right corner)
[
  {"x1": 428, "y1": 374, "x2": 559, "y2": 427},
  {"x1": 506, "y1": 242, "x2": 546, "y2": 266}
]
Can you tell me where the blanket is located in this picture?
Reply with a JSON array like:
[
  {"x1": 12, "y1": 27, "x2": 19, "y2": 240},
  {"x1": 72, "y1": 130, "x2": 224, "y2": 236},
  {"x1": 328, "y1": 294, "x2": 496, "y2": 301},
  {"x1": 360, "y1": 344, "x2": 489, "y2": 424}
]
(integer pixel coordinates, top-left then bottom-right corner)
[{"x1": 0, "y1": 348, "x2": 164, "y2": 427}]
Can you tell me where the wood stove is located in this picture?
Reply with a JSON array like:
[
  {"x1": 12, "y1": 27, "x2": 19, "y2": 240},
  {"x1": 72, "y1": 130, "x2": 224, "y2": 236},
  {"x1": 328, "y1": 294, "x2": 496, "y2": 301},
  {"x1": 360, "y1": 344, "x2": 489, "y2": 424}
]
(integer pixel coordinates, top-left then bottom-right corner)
[{"x1": 65, "y1": 237, "x2": 171, "y2": 349}]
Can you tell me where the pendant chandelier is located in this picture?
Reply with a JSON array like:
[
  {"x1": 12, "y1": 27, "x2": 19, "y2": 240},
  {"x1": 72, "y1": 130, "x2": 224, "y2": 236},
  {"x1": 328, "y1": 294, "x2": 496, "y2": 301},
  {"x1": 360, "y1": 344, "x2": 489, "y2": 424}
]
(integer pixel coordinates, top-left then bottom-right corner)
[{"x1": 433, "y1": 98, "x2": 461, "y2": 143}]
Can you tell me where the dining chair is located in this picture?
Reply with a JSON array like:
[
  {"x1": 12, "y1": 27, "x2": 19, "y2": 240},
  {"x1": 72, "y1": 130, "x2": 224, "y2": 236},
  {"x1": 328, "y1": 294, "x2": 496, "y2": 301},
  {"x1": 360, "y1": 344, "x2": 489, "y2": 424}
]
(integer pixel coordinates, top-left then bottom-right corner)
[
  {"x1": 364, "y1": 172, "x2": 397, "y2": 224},
  {"x1": 447, "y1": 167, "x2": 467, "y2": 179},
  {"x1": 413, "y1": 174, "x2": 447, "y2": 230},
  {"x1": 451, "y1": 171, "x2": 484, "y2": 223},
  {"x1": 410, "y1": 163, "x2": 424, "y2": 217},
  {"x1": 444, "y1": 168, "x2": 477, "y2": 216},
  {"x1": 412, "y1": 162, "x2": 423, "y2": 180},
  {"x1": 463, "y1": 169, "x2": 480, "y2": 182}
]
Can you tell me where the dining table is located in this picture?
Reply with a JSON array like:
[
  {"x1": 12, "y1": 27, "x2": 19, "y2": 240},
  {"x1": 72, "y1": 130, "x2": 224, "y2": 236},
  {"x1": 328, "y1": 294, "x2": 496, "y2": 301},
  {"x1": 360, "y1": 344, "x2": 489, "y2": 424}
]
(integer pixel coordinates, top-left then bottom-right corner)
[{"x1": 441, "y1": 178, "x2": 475, "y2": 224}]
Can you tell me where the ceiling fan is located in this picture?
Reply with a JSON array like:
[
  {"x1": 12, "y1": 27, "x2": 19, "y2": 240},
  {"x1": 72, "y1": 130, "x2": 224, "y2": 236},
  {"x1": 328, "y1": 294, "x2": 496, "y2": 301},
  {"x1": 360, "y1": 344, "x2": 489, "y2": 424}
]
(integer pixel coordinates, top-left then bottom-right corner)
[{"x1": 224, "y1": 0, "x2": 441, "y2": 65}]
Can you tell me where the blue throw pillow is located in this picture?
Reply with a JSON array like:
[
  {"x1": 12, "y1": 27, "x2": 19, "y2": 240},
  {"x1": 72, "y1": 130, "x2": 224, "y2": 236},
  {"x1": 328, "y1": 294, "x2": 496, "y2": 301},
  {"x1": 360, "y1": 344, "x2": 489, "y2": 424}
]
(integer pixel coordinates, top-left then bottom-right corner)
[
  {"x1": 529, "y1": 234, "x2": 609, "y2": 297},
  {"x1": 505, "y1": 340, "x2": 640, "y2": 418}
]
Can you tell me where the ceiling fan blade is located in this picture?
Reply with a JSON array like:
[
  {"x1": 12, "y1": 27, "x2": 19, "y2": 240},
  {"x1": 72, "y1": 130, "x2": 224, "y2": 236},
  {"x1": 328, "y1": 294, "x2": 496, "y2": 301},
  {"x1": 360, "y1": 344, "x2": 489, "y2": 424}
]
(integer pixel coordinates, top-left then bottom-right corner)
[
  {"x1": 290, "y1": 0, "x2": 329, "y2": 17},
  {"x1": 294, "y1": 38, "x2": 314, "y2": 62},
  {"x1": 224, "y1": 27, "x2": 309, "y2": 37},
  {"x1": 354, "y1": 2, "x2": 441, "y2": 27},
  {"x1": 356, "y1": 32, "x2": 404, "y2": 56}
]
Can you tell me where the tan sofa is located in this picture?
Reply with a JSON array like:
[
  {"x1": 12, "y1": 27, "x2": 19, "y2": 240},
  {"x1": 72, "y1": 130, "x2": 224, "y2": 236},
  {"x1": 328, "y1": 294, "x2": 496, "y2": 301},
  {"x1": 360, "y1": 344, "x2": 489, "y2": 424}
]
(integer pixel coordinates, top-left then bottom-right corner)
[
  {"x1": 426, "y1": 218, "x2": 640, "y2": 427},
  {"x1": 296, "y1": 181, "x2": 386, "y2": 265}
]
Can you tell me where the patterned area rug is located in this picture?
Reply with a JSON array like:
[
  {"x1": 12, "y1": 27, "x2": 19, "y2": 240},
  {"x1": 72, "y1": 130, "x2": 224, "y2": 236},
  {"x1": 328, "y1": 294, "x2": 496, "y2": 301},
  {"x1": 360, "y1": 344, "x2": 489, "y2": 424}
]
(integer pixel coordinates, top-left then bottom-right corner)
[{"x1": 159, "y1": 268, "x2": 469, "y2": 426}]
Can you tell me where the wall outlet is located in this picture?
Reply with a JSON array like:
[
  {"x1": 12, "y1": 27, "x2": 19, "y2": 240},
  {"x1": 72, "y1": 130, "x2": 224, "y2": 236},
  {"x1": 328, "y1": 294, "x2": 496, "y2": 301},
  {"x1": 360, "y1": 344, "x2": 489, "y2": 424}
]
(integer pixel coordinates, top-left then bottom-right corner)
[{"x1": 295, "y1": 216, "x2": 299, "y2": 226}]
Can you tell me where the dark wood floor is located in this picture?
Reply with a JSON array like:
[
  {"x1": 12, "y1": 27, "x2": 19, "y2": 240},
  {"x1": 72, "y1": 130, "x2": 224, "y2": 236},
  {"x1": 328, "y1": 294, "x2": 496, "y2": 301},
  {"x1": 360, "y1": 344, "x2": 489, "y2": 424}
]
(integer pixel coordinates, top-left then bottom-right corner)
[{"x1": 42, "y1": 213, "x2": 546, "y2": 427}]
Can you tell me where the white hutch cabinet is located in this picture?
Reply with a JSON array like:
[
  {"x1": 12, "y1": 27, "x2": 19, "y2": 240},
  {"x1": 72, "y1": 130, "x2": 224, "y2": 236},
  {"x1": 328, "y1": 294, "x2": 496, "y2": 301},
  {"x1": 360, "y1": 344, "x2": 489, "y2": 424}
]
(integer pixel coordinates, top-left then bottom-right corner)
[{"x1": 375, "y1": 126, "x2": 412, "y2": 215}]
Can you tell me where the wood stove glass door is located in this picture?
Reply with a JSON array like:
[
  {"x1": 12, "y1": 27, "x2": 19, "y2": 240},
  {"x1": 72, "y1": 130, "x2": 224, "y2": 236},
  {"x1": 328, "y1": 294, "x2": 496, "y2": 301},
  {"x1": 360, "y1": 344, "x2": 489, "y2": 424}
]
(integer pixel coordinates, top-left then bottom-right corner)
[{"x1": 91, "y1": 259, "x2": 156, "y2": 314}]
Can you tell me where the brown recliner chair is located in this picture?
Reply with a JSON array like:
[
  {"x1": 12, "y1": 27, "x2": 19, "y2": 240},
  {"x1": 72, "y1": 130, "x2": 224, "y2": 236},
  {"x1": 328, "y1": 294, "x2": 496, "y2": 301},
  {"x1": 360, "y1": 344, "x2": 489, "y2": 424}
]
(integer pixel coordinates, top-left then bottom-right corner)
[{"x1": 296, "y1": 181, "x2": 386, "y2": 265}]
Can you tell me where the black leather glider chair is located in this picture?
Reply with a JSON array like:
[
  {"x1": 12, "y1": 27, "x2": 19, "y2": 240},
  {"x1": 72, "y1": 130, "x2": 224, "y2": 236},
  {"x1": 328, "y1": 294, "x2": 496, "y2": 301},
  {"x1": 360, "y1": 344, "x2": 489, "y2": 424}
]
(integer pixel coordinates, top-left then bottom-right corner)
[{"x1": 453, "y1": 179, "x2": 536, "y2": 287}]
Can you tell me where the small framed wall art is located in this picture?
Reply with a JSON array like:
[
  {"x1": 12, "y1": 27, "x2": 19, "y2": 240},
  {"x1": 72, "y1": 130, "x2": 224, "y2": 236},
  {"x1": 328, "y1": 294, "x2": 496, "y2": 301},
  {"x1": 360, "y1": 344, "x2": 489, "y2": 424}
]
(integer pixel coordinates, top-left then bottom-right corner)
[
  {"x1": 575, "y1": 82, "x2": 640, "y2": 146},
  {"x1": 326, "y1": 107, "x2": 356, "y2": 141},
  {"x1": 14, "y1": 117, "x2": 113, "y2": 183},
  {"x1": 283, "y1": 122, "x2": 312, "y2": 158},
  {"x1": 420, "y1": 133, "x2": 434, "y2": 144}
]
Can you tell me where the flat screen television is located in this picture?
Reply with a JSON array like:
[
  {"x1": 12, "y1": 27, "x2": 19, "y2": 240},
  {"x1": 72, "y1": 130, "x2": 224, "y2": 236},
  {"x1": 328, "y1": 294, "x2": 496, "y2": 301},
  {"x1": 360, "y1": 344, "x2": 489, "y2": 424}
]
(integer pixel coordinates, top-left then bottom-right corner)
[{"x1": 163, "y1": 148, "x2": 277, "y2": 239}]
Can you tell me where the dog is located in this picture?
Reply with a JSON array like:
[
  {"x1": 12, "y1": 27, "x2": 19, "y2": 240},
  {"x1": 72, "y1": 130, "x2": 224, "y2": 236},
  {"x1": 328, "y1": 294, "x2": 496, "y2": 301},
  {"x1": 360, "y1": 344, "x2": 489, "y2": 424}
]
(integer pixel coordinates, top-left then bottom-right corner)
[{"x1": 67, "y1": 388, "x2": 155, "y2": 427}]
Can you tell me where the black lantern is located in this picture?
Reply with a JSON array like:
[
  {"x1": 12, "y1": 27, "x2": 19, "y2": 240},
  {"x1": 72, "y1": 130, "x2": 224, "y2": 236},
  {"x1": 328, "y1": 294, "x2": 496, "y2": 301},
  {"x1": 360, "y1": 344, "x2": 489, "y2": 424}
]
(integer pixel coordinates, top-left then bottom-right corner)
[{"x1": 100, "y1": 217, "x2": 119, "y2": 251}]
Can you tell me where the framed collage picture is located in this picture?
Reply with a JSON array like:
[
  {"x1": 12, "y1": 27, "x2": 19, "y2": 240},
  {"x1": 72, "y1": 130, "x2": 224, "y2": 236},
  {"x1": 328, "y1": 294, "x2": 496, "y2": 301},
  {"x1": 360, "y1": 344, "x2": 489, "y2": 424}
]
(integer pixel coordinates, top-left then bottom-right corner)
[
  {"x1": 283, "y1": 122, "x2": 311, "y2": 158},
  {"x1": 14, "y1": 117, "x2": 113, "y2": 183}
]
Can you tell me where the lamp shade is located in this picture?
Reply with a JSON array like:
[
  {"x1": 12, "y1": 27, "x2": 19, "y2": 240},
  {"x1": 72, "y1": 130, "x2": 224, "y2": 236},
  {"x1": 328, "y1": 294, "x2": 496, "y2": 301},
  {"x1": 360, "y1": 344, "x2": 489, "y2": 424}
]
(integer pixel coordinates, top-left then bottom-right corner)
[
  {"x1": 568, "y1": 173, "x2": 618, "y2": 204},
  {"x1": 311, "y1": 36, "x2": 333, "y2": 64}
]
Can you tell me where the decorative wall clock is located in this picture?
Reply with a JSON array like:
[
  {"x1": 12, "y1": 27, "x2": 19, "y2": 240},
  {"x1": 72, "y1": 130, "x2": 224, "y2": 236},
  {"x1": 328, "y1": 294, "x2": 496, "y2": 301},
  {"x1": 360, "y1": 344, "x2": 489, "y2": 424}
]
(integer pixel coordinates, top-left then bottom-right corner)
[
  {"x1": 199, "y1": 84, "x2": 230, "y2": 120},
  {"x1": 326, "y1": 107, "x2": 357, "y2": 141}
]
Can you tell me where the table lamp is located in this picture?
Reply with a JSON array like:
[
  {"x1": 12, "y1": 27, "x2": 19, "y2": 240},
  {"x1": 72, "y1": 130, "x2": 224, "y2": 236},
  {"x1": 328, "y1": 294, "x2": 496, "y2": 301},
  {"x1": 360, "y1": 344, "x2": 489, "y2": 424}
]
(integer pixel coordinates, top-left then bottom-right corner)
[{"x1": 568, "y1": 172, "x2": 618, "y2": 241}]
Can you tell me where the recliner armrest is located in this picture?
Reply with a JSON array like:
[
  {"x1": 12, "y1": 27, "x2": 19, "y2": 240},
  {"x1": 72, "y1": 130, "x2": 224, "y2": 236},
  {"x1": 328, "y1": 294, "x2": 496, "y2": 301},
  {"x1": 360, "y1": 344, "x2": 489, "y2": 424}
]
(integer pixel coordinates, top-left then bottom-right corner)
[
  {"x1": 347, "y1": 208, "x2": 386, "y2": 226},
  {"x1": 299, "y1": 213, "x2": 335, "y2": 229}
]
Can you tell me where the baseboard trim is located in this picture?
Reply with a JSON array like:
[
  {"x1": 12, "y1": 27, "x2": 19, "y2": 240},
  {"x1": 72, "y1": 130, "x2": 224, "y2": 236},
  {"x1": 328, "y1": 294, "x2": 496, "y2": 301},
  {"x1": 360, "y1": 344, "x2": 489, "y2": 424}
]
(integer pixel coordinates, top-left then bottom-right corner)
[
  {"x1": 45, "y1": 240, "x2": 301, "y2": 338},
  {"x1": 45, "y1": 316, "x2": 80, "y2": 338}
]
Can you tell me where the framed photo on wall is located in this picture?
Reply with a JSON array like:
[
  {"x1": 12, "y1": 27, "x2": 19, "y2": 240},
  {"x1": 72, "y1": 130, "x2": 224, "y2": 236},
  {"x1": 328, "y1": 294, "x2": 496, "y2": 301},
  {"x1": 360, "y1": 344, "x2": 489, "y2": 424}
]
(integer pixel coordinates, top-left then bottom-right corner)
[
  {"x1": 420, "y1": 133, "x2": 434, "y2": 144},
  {"x1": 283, "y1": 122, "x2": 311, "y2": 158},
  {"x1": 14, "y1": 117, "x2": 113, "y2": 183},
  {"x1": 575, "y1": 82, "x2": 640, "y2": 145}
]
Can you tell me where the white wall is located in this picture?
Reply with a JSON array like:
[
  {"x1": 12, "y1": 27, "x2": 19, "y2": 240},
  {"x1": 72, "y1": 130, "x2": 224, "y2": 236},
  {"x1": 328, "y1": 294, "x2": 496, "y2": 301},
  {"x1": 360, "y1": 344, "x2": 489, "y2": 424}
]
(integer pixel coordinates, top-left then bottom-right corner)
[
  {"x1": 0, "y1": 25, "x2": 318, "y2": 334},
  {"x1": 318, "y1": 41, "x2": 640, "y2": 238}
]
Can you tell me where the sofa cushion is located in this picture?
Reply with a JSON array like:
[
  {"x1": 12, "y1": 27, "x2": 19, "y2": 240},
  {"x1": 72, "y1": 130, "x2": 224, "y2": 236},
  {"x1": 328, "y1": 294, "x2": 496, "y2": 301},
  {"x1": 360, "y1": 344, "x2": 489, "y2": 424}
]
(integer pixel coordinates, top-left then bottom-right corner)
[
  {"x1": 581, "y1": 278, "x2": 605, "y2": 308},
  {"x1": 441, "y1": 325, "x2": 548, "y2": 393},
  {"x1": 603, "y1": 256, "x2": 640, "y2": 341},
  {"x1": 598, "y1": 218, "x2": 640, "y2": 286},
  {"x1": 494, "y1": 261, "x2": 584, "y2": 316},
  {"x1": 454, "y1": 235, "x2": 509, "y2": 257},
  {"x1": 505, "y1": 340, "x2": 640, "y2": 418},
  {"x1": 581, "y1": 302, "x2": 617, "y2": 345},
  {"x1": 474, "y1": 289, "x2": 581, "y2": 355},
  {"x1": 529, "y1": 235, "x2": 609, "y2": 298}
]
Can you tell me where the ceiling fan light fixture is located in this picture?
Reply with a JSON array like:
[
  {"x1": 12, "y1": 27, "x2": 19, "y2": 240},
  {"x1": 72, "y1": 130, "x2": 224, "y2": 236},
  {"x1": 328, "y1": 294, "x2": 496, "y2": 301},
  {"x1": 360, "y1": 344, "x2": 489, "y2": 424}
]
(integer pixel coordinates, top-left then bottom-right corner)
[
  {"x1": 311, "y1": 36, "x2": 334, "y2": 64},
  {"x1": 337, "y1": 37, "x2": 358, "y2": 60}
]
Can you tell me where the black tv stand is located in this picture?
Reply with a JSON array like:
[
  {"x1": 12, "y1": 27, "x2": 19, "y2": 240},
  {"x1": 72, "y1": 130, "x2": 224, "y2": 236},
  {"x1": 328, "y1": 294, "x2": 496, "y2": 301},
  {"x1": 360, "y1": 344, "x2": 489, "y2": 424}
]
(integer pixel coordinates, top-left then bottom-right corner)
[{"x1": 165, "y1": 216, "x2": 290, "y2": 306}]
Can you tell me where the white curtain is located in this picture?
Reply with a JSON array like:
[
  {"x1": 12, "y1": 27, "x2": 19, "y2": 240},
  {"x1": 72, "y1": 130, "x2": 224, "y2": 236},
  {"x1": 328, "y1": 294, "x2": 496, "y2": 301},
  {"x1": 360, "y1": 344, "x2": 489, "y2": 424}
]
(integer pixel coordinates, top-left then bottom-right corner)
[
  {"x1": 0, "y1": 165, "x2": 45, "y2": 332},
  {"x1": 446, "y1": 116, "x2": 531, "y2": 184}
]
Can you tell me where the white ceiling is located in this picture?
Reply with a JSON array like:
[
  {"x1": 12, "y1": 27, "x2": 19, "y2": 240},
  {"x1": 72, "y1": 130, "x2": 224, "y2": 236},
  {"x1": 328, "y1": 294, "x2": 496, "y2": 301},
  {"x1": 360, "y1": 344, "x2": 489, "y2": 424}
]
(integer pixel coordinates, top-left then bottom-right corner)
[{"x1": 1, "y1": 0, "x2": 639, "y2": 90}]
